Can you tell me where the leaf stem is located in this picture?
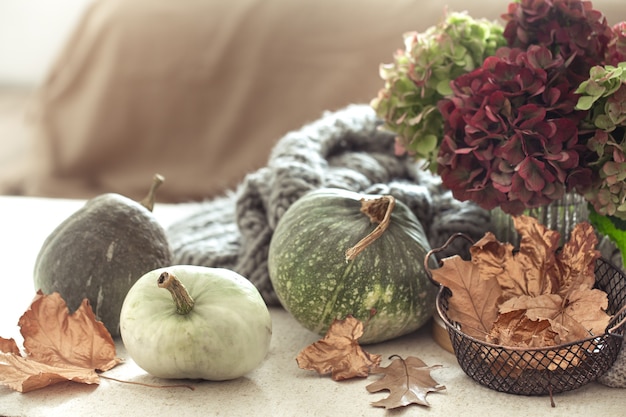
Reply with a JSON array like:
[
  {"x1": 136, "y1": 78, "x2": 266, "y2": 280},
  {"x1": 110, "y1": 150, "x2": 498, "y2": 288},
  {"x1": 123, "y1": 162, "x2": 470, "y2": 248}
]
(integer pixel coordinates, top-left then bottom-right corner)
[
  {"x1": 157, "y1": 271, "x2": 195, "y2": 315},
  {"x1": 100, "y1": 375, "x2": 195, "y2": 390},
  {"x1": 345, "y1": 195, "x2": 396, "y2": 261}
]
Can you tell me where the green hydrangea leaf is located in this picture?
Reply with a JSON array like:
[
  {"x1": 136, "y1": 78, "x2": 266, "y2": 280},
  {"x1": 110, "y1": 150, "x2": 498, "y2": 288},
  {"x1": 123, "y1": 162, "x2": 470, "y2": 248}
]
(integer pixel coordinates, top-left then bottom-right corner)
[
  {"x1": 576, "y1": 95, "x2": 597, "y2": 111},
  {"x1": 595, "y1": 114, "x2": 615, "y2": 130},
  {"x1": 414, "y1": 134, "x2": 439, "y2": 155},
  {"x1": 436, "y1": 79, "x2": 452, "y2": 96},
  {"x1": 585, "y1": 80, "x2": 607, "y2": 97}
]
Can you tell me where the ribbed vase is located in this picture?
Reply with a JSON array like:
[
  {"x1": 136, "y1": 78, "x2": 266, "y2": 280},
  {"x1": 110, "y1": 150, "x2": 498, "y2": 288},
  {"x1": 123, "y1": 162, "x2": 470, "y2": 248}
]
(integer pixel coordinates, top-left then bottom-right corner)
[{"x1": 489, "y1": 192, "x2": 589, "y2": 246}]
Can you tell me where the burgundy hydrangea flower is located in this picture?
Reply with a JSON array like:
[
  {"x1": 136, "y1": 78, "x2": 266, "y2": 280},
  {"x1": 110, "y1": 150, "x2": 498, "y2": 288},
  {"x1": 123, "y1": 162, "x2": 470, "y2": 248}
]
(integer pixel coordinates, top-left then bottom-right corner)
[
  {"x1": 502, "y1": 0, "x2": 613, "y2": 83},
  {"x1": 437, "y1": 46, "x2": 592, "y2": 214}
]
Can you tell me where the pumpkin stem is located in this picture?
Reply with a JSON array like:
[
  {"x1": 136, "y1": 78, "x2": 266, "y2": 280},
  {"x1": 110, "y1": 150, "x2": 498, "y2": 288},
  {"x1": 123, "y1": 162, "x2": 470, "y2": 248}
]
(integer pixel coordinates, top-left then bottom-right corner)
[
  {"x1": 157, "y1": 271, "x2": 195, "y2": 315},
  {"x1": 345, "y1": 195, "x2": 395, "y2": 261},
  {"x1": 139, "y1": 174, "x2": 164, "y2": 212}
]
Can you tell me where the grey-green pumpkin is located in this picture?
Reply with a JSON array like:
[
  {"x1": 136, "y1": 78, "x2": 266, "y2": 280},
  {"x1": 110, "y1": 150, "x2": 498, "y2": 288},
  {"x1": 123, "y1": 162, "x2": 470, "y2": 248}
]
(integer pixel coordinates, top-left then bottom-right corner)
[
  {"x1": 268, "y1": 188, "x2": 437, "y2": 344},
  {"x1": 33, "y1": 175, "x2": 172, "y2": 337}
]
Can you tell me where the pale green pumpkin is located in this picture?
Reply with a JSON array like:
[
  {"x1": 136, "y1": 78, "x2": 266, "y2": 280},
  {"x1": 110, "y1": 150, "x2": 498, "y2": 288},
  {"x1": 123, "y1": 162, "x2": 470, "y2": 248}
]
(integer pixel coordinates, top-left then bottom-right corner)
[{"x1": 120, "y1": 265, "x2": 272, "y2": 381}]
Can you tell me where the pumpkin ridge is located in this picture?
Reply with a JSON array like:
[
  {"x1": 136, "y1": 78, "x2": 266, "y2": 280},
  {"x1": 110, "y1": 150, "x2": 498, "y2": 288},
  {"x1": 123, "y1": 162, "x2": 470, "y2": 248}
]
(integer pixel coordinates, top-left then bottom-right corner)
[{"x1": 315, "y1": 259, "x2": 358, "y2": 333}]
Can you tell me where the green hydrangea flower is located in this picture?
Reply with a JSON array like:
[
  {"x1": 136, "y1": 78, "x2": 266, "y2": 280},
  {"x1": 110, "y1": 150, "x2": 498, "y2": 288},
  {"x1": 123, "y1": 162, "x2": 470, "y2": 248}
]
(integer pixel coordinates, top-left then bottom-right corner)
[
  {"x1": 371, "y1": 12, "x2": 506, "y2": 171},
  {"x1": 575, "y1": 62, "x2": 626, "y2": 220}
]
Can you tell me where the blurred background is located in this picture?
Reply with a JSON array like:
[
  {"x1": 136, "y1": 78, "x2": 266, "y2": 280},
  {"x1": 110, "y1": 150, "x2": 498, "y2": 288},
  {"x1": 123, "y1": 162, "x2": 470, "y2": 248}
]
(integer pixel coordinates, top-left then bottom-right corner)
[
  {"x1": 1, "y1": 0, "x2": 622, "y2": 204},
  {"x1": 0, "y1": 0, "x2": 440, "y2": 203},
  {"x1": 0, "y1": 0, "x2": 88, "y2": 85},
  {"x1": 0, "y1": 0, "x2": 89, "y2": 193}
]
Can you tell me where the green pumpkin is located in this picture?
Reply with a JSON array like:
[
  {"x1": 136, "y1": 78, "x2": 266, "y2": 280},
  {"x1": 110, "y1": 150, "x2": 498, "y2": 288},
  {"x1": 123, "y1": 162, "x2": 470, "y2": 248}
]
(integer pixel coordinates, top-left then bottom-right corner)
[
  {"x1": 33, "y1": 175, "x2": 171, "y2": 337},
  {"x1": 120, "y1": 265, "x2": 272, "y2": 380},
  {"x1": 268, "y1": 188, "x2": 437, "y2": 344}
]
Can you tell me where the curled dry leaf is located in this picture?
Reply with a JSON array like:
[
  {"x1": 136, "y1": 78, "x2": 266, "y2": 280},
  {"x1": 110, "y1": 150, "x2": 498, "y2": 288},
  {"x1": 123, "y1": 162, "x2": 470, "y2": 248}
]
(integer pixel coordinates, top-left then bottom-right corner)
[
  {"x1": 296, "y1": 315, "x2": 381, "y2": 381},
  {"x1": 0, "y1": 291, "x2": 121, "y2": 393},
  {"x1": 510, "y1": 215, "x2": 562, "y2": 297},
  {"x1": 366, "y1": 355, "x2": 445, "y2": 409}
]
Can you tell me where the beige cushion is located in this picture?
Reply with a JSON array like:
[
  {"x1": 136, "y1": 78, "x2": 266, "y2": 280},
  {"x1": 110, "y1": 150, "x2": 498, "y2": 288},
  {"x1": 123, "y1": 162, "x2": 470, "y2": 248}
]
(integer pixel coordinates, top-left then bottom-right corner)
[{"x1": 11, "y1": 0, "x2": 625, "y2": 202}]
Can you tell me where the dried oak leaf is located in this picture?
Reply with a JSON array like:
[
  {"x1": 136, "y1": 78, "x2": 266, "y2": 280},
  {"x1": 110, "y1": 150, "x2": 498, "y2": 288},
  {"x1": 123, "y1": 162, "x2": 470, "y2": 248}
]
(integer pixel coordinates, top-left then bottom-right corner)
[
  {"x1": 0, "y1": 291, "x2": 121, "y2": 393},
  {"x1": 366, "y1": 356, "x2": 445, "y2": 409},
  {"x1": 296, "y1": 315, "x2": 381, "y2": 381},
  {"x1": 430, "y1": 255, "x2": 502, "y2": 340}
]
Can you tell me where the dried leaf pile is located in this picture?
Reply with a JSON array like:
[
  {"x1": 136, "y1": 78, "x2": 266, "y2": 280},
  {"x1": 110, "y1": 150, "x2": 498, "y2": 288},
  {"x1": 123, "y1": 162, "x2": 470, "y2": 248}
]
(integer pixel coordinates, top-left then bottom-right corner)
[
  {"x1": 0, "y1": 291, "x2": 121, "y2": 393},
  {"x1": 431, "y1": 216, "x2": 612, "y2": 372},
  {"x1": 296, "y1": 315, "x2": 445, "y2": 409}
]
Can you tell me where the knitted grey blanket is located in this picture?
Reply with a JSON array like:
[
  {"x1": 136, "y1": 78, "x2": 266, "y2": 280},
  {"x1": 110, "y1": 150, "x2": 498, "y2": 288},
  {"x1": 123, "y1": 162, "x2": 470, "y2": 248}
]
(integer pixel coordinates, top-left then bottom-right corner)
[{"x1": 166, "y1": 104, "x2": 491, "y2": 305}]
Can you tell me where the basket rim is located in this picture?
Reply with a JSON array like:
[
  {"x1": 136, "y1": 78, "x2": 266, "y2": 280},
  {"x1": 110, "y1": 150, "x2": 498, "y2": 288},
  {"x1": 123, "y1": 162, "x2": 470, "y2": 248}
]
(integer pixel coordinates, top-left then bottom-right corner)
[{"x1": 435, "y1": 285, "x2": 626, "y2": 353}]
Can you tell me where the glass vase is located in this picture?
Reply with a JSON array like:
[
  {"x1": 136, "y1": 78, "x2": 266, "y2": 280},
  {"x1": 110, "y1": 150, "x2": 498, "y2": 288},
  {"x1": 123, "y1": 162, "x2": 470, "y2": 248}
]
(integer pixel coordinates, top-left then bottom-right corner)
[{"x1": 489, "y1": 192, "x2": 589, "y2": 247}]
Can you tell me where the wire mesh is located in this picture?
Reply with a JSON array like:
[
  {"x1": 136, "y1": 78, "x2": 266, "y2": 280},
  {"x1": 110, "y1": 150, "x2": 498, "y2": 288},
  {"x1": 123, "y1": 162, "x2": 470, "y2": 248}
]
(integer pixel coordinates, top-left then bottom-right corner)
[{"x1": 435, "y1": 257, "x2": 626, "y2": 396}]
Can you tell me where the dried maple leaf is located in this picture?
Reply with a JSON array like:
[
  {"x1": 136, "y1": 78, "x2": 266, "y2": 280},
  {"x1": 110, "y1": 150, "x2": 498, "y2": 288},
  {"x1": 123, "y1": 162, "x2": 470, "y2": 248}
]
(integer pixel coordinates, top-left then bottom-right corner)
[
  {"x1": 19, "y1": 291, "x2": 120, "y2": 372},
  {"x1": 0, "y1": 291, "x2": 121, "y2": 393},
  {"x1": 430, "y1": 255, "x2": 502, "y2": 340},
  {"x1": 500, "y1": 289, "x2": 610, "y2": 343},
  {"x1": 0, "y1": 337, "x2": 20, "y2": 356},
  {"x1": 366, "y1": 355, "x2": 445, "y2": 409},
  {"x1": 435, "y1": 216, "x2": 611, "y2": 378},
  {"x1": 296, "y1": 315, "x2": 381, "y2": 381},
  {"x1": 556, "y1": 222, "x2": 600, "y2": 295},
  {"x1": 470, "y1": 232, "x2": 522, "y2": 299},
  {"x1": 474, "y1": 217, "x2": 562, "y2": 300},
  {"x1": 487, "y1": 309, "x2": 558, "y2": 346},
  {"x1": 0, "y1": 352, "x2": 100, "y2": 393},
  {"x1": 513, "y1": 215, "x2": 562, "y2": 295}
]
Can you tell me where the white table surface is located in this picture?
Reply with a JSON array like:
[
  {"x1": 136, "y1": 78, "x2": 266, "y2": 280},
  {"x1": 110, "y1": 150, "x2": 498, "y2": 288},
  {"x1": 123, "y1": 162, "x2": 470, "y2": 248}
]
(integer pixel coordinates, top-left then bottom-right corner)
[{"x1": 0, "y1": 195, "x2": 624, "y2": 417}]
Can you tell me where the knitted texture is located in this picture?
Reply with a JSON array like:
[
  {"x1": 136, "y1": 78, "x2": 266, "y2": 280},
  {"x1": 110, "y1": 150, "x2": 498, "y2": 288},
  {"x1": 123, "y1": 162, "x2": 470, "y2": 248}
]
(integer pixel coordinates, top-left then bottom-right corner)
[{"x1": 167, "y1": 104, "x2": 490, "y2": 305}]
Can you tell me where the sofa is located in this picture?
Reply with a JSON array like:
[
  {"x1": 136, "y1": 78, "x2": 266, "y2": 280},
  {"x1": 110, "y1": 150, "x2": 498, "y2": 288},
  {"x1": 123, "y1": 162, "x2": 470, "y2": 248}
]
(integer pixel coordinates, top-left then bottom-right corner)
[{"x1": 3, "y1": 0, "x2": 623, "y2": 203}]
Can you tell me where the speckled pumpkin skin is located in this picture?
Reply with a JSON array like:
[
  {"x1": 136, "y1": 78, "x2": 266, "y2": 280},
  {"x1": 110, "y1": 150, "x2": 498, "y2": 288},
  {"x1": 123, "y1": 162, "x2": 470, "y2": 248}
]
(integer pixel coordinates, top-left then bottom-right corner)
[{"x1": 268, "y1": 188, "x2": 437, "y2": 344}]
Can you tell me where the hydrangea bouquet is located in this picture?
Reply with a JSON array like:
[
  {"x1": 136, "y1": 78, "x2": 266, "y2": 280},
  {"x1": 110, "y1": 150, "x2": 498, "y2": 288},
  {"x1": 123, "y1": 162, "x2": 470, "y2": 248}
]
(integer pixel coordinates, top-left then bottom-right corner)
[{"x1": 372, "y1": 0, "x2": 626, "y2": 257}]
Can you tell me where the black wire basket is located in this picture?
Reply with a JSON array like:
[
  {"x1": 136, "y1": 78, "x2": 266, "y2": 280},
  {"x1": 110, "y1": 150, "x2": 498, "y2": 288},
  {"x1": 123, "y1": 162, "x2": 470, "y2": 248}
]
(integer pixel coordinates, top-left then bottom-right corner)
[{"x1": 425, "y1": 233, "x2": 626, "y2": 396}]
